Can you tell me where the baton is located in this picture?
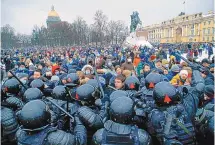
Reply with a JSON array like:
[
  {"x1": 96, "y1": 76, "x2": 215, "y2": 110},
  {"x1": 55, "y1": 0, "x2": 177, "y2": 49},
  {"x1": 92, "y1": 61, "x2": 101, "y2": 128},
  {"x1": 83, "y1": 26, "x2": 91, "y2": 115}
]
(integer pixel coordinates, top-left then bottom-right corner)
[
  {"x1": 93, "y1": 67, "x2": 105, "y2": 99},
  {"x1": 46, "y1": 98, "x2": 74, "y2": 122},
  {"x1": 9, "y1": 70, "x2": 28, "y2": 90}
]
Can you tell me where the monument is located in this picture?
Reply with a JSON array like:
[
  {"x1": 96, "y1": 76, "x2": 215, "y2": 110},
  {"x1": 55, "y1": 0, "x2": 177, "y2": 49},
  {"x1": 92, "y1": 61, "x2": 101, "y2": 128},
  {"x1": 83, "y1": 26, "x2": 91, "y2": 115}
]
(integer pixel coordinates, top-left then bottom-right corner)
[{"x1": 124, "y1": 11, "x2": 152, "y2": 48}]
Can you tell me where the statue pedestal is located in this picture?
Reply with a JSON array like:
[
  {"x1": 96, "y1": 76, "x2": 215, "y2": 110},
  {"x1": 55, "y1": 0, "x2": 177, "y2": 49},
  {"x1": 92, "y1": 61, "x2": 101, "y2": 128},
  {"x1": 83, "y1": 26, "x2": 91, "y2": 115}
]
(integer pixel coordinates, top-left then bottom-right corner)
[{"x1": 123, "y1": 32, "x2": 153, "y2": 48}]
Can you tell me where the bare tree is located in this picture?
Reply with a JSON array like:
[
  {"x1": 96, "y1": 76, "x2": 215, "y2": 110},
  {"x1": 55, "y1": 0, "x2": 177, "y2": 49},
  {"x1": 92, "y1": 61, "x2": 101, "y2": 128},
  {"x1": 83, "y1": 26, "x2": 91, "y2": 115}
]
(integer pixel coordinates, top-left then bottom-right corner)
[{"x1": 93, "y1": 10, "x2": 108, "y2": 46}]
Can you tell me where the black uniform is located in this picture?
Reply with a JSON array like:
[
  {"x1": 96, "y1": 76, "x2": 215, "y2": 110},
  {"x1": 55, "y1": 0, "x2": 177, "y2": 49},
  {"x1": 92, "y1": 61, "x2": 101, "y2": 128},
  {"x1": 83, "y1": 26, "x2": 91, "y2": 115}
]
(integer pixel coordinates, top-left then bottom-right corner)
[
  {"x1": 92, "y1": 96, "x2": 151, "y2": 145},
  {"x1": 16, "y1": 100, "x2": 87, "y2": 145}
]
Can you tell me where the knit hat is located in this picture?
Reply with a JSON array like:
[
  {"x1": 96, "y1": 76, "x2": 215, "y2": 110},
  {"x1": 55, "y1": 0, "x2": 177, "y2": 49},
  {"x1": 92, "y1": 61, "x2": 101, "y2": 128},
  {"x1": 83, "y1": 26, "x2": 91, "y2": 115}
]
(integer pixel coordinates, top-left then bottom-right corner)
[
  {"x1": 171, "y1": 65, "x2": 180, "y2": 72},
  {"x1": 162, "y1": 59, "x2": 169, "y2": 65},
  {"x1": 201, "y1": 58, "x2": 210, "y2": 64},
  {"x1": 51, "y1": 75, "x2": 60, "y2": 81},
  {"x1": 29, "y1": 65, "x2": 35, "y2": 71},
  {"x1": 204, "y1": 85, "x2": 214, "y2": 99},
  {"x1": 150, "y1": 55, "x2": 156, "y2": 61},
  {"x1": 179, "y1": 70, "x2": 188, "y2": 76}
]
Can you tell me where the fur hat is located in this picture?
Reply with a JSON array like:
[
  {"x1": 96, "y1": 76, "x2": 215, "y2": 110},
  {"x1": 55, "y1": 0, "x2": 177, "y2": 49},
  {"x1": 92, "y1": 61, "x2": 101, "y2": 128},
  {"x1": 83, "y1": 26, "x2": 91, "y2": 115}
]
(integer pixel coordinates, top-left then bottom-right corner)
[{"x1": 179, "y1": 70, "x2": 188, "y2": 76}]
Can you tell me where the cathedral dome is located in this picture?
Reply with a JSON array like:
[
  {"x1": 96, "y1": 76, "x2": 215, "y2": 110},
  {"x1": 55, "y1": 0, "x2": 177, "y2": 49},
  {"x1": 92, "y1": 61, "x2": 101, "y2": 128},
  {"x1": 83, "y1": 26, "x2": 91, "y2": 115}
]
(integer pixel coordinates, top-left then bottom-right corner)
[
  {"x1": 48, "y1": 6, "x2": 60, "y2": 17},
  {"x1": 46, "y1": 5, "x2": 61, "y2": 28}
]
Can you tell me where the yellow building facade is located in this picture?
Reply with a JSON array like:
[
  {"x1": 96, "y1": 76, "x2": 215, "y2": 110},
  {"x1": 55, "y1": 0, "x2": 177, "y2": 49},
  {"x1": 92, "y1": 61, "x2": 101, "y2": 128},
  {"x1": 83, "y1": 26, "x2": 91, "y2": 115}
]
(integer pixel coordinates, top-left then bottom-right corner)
[{"x1": 142, "y1": 11, "x2": 215, "y2": 43}]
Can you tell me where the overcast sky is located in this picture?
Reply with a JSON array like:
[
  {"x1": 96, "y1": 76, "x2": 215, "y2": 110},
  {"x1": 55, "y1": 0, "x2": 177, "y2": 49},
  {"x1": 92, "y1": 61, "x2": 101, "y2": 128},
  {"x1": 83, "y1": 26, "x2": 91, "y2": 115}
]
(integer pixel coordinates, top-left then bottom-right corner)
[{"x1": 1, "y1": 0, "x2": 214, "y2": 34}]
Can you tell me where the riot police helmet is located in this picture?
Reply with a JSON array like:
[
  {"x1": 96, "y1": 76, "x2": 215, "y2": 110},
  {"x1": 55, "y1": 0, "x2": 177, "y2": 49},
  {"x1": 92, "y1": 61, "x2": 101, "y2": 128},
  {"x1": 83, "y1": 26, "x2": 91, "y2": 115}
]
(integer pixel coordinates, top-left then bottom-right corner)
[
  {"x1": 109, "y1": 90, "x2": 128, "y2": 103},
  {"x1": 153, "y1": 81, "x2": 181, "y2": 106},
  {"x1": 145, "y1": 72, "x2": 165, "y2": 89},
  {"x1": 124, "y1": 76, "x2": 140, "y2": 91},
  {"x1": 18, "y1": 100, "x2": 51, "y2": 131},
  {"x1": 110, "y1": 97, "x2": 134, "y2": 124},
  {"x1": 66, "y1": 73, "x2": 79, "y2": 84},
  {"x1": 30, "y1": 79, "x2": 45, "y2": 91},
  {"x1": 3, "y1": 78, "x2": 20, "y2": 94},
  {"x1": 75, "y1": 84, "x2": 96, "y2": 105},
  {"x1": 52, "y1": 85, "x2": 67, "y2": 101},
  {"x1": 23, "y1": 88, "x2": 43, "y2": 103}
]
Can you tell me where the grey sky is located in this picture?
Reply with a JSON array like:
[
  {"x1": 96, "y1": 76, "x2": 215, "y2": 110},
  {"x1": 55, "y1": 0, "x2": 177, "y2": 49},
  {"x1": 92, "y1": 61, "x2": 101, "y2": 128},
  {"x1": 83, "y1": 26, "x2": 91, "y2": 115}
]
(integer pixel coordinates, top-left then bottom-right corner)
[{"x1": 1, "y1": 0, "x2": 214, "y2": 34}]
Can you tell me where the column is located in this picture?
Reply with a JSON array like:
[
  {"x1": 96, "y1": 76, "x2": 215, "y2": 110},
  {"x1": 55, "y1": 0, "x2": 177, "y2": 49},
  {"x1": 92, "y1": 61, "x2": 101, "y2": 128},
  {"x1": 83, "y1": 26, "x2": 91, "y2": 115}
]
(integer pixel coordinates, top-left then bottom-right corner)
[
  {"x1": 182, "y1": 26, "x2": 184, "y2": 36},
  {"x1": 172, "y1": 27, "x2": 174, "y2": 37}
]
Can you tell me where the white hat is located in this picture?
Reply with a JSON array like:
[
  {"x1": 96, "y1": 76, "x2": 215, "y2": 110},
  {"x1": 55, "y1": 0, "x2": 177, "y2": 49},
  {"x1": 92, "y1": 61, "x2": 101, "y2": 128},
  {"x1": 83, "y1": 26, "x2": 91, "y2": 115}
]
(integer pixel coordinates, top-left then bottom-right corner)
[
  {"x1": 179, "y1": 70, "x2": 188, "y2": 76},
  {"x1": 51, "y1": 75, "x2": 60, "y2": 81}
]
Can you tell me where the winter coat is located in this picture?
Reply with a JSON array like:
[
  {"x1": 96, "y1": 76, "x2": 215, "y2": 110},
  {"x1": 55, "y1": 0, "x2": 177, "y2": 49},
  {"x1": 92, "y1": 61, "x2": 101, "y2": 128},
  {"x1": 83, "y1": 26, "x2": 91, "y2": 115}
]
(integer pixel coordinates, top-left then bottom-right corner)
[
  {"x1": 133, "y1": 57, "x2": 141, "y2": 67},
  {"x1": 170, "y1": 74, "x2": 190, "y2": 86}
]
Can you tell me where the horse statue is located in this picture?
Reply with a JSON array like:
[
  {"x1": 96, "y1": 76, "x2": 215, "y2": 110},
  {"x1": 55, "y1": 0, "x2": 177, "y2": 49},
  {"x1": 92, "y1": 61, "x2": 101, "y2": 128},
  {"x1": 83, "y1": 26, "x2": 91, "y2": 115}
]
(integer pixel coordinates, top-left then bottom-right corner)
[{"x1": 130, "y1": 11, "x2": 142, "y2": 33}]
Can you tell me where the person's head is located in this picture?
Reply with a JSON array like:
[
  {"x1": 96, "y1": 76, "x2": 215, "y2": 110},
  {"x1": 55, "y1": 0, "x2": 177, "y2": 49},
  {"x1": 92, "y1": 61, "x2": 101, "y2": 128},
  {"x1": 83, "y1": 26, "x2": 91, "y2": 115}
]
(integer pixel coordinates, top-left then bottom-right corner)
[
  {"x1": 37, "y1": 64, "x2": 43, "y2": 70},
  {"x1": 115, "y1": 74, "x2": 126, "y2": 89},
  {"x1": 155, "y1": 60, "x2": 162, "y2": 68},
  {"x1": 143, "y1": 64, "x2": 150, "y2": 72},
  {"x1": 19, "y1": 62, "x2": 26, "y2": 70},
  {"x1": 115, "y1": 65, "x2": 122, "y2": 75},
  {"x1": 171, "y1": 65, "x2": 180, "y2": 75},
  {"x1": 204, "y1": 85, "x2": 214, "y2": 101},
  {"x1": 122, "y1": 70, "x2": 132, "y2": 78},
  {"x1": 127, "y1": 57, "x2": 132, "y2": 63},
  {"x1": 33, "y1": 69, "x2": 42, "y2": 79},
  {"x1": 201, "y1": 69, "x2": 209, "y2": 78},
  {"x1": 179, "y1": 70, "x2": 188, "y2": 80},
  {"x1": 201, "y1": 58, "x2": 210, "y2": 67}
]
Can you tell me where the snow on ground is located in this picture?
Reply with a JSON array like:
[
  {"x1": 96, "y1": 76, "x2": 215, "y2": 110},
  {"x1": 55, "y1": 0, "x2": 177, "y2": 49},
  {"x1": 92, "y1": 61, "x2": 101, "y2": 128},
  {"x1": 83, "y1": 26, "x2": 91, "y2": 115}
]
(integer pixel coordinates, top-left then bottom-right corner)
[{"x1": 167, "y1": 47, "x2": 215, "y2": 62}]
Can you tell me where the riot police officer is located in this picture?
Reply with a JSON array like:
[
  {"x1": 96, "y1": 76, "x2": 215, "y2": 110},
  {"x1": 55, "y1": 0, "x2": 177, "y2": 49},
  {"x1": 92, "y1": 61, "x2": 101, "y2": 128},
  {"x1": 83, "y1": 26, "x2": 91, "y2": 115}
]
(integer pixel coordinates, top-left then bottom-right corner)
[
  {"x1": 92, "y1": 96, "x2": 151, "y2": 145},
  {"x1": 148, "y1": 68, "x2": 205, "y2": 145},
  {"x1": 16, "y1": 100, "x2": 87, "y2": 145},
  {"x1": 2, "y1": 78, "x2": 24, "y2": 111},
  {"x1": 75, "y1": 84, "x2": 109, "y2": 144}
]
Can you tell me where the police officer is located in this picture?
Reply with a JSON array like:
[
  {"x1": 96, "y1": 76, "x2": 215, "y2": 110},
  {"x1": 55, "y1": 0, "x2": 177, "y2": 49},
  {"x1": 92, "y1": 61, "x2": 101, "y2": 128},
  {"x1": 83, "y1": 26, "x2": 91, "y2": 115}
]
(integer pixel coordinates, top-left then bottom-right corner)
[
  {"x1": 92, "y1": 96, "x2": 151, "y2": 145},
  {"x1": 46, "y1": 85, "x2": 80, "y2": 130},
  {"x1": 16, "y1": 100, "x2": 87, "y2": 145},
  {"x1": 75, "y1": 84, "x2": 109, "y2": 144},
  {"x1": 148, "y1": 68, "x2": 205, "y2": 145},
  {"x1": 1, "y1": 106, "x2": 19, "y2": 144},
  {"x1": 2, "y1": 78, "x2": 24, "y2": 111}
]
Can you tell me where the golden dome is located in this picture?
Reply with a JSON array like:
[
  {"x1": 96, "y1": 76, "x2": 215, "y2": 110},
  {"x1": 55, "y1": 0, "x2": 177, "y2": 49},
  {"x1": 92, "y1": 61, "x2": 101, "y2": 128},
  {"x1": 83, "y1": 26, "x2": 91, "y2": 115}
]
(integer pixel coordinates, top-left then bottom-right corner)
[{"x1": 48, "y1": 5, "x2": 59, "y2": 17}]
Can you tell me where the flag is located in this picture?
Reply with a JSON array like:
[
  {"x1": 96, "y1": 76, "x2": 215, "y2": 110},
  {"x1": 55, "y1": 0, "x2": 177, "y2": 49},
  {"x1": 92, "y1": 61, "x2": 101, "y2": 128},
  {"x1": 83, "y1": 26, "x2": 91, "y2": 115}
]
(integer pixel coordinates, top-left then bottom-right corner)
[{"x1": 183, "y1": 1, "x2": 185, "y2": 4}]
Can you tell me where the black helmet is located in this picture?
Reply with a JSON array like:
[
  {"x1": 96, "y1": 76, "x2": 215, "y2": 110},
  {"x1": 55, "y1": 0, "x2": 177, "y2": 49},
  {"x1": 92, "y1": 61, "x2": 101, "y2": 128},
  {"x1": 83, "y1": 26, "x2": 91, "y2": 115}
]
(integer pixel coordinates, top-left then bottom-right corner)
[
  {"x1": 18, "y1": 100, "x2": 51, "y2": 131},
  {"x1": 75, "y1": 84, "x2": 96, "y2": 105},
  {"x1": 153, "y1": 81, "x2": 181, "y2": 106},
  {"x1": 66, "y1": 73, "x2": 79, "y2": 84},
  {"x1": 86, "y1": 79, "x2": 99, "y2": 89},
  {"x1": 124, "y1": 76, "x2": 140, "y2": 91},
  {"x1": 3, "y1": 78, "x2": 20, "y2": 94},
  {"x1": 23, "y1": 88, "x2": 43, "y2": 103},
  {"x1": 110, "y1": 97, "x2": 134, "y2": 124},
  {"x1": 145, "y1": 73, "x2": 165, "y2": 89},
  {"x1": 30, "y1": 79, "x2": 45, "y2": 91},
  {"x1": 109, "y1": 90, "x2": 128, "y2": 103},
  {"x1": 52, "y1": 85, "x2": 67, "y2": 101}
]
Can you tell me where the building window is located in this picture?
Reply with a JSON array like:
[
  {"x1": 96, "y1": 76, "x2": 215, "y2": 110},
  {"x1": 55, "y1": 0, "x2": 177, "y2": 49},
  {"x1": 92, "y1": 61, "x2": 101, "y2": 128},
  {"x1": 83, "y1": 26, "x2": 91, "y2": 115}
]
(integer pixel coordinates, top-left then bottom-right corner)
[
  {"x1": 207, "y1": 37, "x2": 209, "y2": 41},
  {"x1": 212, "y1": 37, "x2": 214, "y2": 41},
  {"x1": 208, "y1": 21, "x2": 211, "y2": 25},
  {"x1": 203, "y1": 37, "x2": 205, "y2": 41},
  {"x1": 208, "y1": 28, "x2": 210, "y2": 34},
  {"x1": 203, "y1": 28, "x2": 206, "y2": 34},
  {"x1": 212, "y1": 28, "x2": 215, "y2": 34},
  {"x1": 191, "y1": 24, "x2": 194, "y2": 36}
]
